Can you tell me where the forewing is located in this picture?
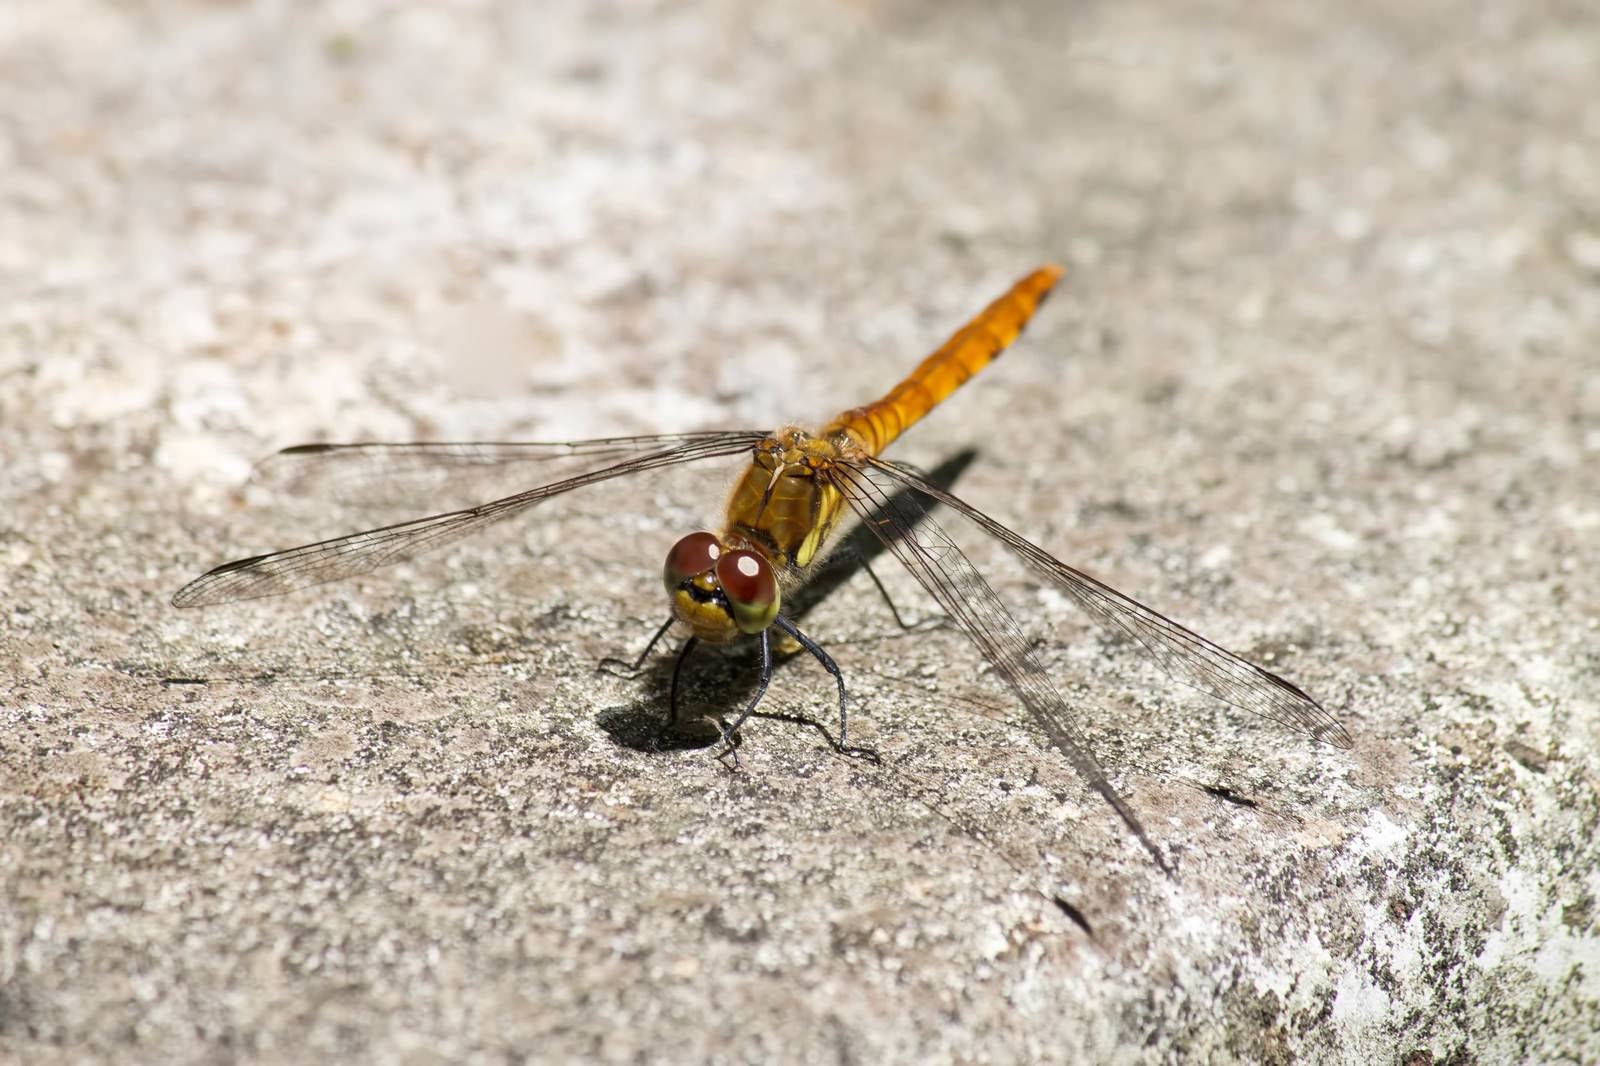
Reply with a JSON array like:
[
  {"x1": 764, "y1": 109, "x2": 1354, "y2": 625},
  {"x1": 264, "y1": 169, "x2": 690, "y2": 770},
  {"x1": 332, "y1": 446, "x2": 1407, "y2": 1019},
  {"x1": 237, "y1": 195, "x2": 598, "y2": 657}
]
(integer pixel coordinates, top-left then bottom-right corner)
[
  {"x1": 830, "y1": 461, "x2": 1170, "y2": 872},
  {"x1": 866, "y1": 457, "x2": 1353, "y2": 749},
  {"x1": 172, "y1": 432, "x2": 765, "y2": 608},
  {"x1": 253, "y1": 432, "x2": 758, "y2": 507}
]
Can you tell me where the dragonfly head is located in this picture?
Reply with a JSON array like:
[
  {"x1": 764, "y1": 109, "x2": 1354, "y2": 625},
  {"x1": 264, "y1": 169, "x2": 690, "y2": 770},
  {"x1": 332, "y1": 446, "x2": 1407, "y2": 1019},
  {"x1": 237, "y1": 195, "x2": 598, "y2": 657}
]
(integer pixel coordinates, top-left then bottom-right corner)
[{"x1": 663, "y1": 531, "x2": 781, "y2": 643}]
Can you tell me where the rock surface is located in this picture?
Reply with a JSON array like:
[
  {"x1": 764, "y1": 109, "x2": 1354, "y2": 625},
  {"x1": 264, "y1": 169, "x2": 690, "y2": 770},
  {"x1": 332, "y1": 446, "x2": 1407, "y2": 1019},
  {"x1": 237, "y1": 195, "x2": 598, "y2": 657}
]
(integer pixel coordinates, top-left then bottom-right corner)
[{"x1": 2, "y1": 1, "x2": 1596, "y2": 1062}]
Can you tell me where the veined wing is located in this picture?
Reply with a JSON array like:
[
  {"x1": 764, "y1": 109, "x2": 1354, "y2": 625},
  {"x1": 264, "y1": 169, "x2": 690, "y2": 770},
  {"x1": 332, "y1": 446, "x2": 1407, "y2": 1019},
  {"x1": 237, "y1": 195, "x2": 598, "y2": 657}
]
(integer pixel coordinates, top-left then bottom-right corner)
[
  {"x1": 253, "y1": 432, "x2": 749, "y2": 498},
  {"x1": 172, "y1": 431, "x2": 765, "y2": 608},
  {"x1": 865, "y1": 457, "x2": 1353, "y2": 749},
  {"x1": 830, "y1": 460, "x2": 1172, "y2": 874}
]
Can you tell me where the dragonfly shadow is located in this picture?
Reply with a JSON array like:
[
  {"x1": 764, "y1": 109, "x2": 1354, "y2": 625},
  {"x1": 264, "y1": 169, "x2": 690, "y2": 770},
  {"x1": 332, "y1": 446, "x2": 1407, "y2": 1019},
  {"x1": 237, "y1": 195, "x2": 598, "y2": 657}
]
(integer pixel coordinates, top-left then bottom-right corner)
[
  {"x1": 598, "y1": 448, "x2": 979, "y2": 755},
  {"x1": 787, "y1": 448, "x2": 978, "y2": 626}
]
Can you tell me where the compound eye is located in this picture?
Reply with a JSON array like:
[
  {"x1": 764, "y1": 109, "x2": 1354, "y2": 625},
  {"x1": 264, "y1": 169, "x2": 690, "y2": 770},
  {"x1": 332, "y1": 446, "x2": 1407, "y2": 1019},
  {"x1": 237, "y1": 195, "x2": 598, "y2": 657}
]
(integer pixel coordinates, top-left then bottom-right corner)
[
  {"x1": 715, "y1": 549, "x2": 780, "y2": 634},
  {"x1": 663, "y1": 531, "x2": 722, "y2": 593}
]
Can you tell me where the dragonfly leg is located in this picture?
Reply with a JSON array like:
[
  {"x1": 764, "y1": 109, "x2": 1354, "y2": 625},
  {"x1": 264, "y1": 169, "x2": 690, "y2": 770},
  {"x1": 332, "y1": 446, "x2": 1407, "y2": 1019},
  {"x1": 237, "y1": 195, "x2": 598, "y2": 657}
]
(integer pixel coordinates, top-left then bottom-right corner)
[
  {"x1": 597, "y1": 615, "x2": 676, "y2": 677},
  {"x1": 772, "y1": 615, "x2": 880, "y2": 764},
  {"x1": 716, "y1": 628, "x2": 773, "y2": 758},
  {"x1": 859, "y1": 559, "x2": 944, "y2": 634},
  {"x1": 666, "y1": 635, "x2": 701, "y2": 733}
]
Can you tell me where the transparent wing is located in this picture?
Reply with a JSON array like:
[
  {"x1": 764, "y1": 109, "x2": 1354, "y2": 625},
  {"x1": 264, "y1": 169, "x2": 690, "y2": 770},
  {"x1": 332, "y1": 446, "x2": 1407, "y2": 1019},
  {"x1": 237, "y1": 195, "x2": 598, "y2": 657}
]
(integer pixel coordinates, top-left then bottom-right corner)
[
  {"x1": 252, "y1": 432, "x2": 749, "y2": 500},
  {"x1": 865, "y1": 456, "x2": 1353, "y2": 749},
  {"x1": 829, "y1": 460, "x2": 1171, "y2": 873},
  {"x1": 172, "y1": 431, "x2": 766, "y2": 608}
]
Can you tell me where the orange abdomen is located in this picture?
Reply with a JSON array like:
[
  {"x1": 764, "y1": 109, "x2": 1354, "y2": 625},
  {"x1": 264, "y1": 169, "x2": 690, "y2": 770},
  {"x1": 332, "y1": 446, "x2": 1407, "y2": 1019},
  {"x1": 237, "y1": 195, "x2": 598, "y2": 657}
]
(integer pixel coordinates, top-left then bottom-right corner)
[{"x1": 822, "y1": 264, "x2": 1065, "y2": 457}]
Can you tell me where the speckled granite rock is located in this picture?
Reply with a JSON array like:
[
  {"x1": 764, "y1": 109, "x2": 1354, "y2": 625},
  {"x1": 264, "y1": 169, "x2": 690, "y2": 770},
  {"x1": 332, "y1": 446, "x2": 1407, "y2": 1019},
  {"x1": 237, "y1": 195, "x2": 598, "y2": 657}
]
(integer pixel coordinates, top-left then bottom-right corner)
[{"x1": 2, "y1": 2, "x2": 1595, "y2": 1063}]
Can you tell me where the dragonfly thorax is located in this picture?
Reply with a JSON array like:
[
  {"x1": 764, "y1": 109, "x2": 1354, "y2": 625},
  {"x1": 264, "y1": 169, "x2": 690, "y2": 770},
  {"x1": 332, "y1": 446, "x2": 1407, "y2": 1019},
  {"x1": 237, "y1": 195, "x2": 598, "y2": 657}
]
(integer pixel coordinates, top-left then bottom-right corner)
[{"x1": 723, "y1": 427, "x2": 852, "y2": 571}]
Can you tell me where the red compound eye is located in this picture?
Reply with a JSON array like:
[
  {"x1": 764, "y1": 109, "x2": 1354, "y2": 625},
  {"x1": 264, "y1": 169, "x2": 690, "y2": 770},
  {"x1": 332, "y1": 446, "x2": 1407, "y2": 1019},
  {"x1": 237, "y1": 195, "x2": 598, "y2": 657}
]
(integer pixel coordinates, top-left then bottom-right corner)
[
  {"x1": 715, "y1": 549, "x2": 780, "y2": 634},
  {"x1": 663, "y1": 531, "x2": 722, "y2": 593}
]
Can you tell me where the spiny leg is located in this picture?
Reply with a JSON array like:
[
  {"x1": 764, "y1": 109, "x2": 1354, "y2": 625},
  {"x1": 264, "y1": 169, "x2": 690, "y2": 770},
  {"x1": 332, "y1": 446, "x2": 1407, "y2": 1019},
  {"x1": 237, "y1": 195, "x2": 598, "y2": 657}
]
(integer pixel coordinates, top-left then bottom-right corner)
[
  {"x1": 859, "y1": 558, "x2": 944, "y2": 634},
  {"x1": 773, "y1": 614, "x2": 879, "y2": 764},
  {"x1": 716, "y1": 628, "x2": 773, "y2": 761},
  {"x1": 597, "y1": 614, "x2": 676, "y2": 677},
  {"x1": 665, "y1": 635, "x2": 700, "y2": 735}
]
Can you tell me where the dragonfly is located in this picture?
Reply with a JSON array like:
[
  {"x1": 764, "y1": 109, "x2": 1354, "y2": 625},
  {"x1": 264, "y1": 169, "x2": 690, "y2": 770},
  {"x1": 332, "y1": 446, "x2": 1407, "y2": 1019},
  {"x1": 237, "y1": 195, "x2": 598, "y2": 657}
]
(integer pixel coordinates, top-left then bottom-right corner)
[{"x1": 172, "y1": 265, "x2": 1352, "y2": 873}]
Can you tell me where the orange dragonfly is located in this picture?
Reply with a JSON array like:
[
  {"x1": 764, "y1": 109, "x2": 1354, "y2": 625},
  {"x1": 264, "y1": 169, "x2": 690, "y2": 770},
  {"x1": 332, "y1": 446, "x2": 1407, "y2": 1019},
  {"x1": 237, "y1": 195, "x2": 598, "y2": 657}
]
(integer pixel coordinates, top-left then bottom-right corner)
[{"x1": 173, "y1": 266, "x2": 1352, "y2": 872}]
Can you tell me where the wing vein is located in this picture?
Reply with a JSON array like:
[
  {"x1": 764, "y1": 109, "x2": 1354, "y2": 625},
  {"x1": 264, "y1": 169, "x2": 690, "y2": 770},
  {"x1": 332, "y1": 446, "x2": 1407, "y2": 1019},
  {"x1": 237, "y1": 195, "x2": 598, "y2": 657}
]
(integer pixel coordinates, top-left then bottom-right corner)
[
  {"x1": 172, "y1": 432, "x2": 765, "y2": 608},
  {"x1": 830, "y1": 460, "x2": 1171, "y2": 872},
  {"x1": 864, "y1": 457, "x2": 1352, "y2": 748}
]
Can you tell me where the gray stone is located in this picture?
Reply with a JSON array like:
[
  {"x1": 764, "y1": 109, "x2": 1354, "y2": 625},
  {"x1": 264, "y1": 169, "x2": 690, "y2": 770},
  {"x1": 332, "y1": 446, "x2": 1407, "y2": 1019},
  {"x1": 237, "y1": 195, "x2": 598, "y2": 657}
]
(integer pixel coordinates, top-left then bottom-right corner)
[{"x1": 2, "y1": 1, "x2": 1595, "y2": 1062}]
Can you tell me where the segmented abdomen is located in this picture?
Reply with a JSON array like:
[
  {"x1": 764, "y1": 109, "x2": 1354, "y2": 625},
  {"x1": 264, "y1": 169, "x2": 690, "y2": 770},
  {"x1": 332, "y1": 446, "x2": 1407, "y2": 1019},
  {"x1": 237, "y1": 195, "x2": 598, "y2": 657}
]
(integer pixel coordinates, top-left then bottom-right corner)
[{"x1": 822, "y1": 264, "x2": 1065, "y2": 457}]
